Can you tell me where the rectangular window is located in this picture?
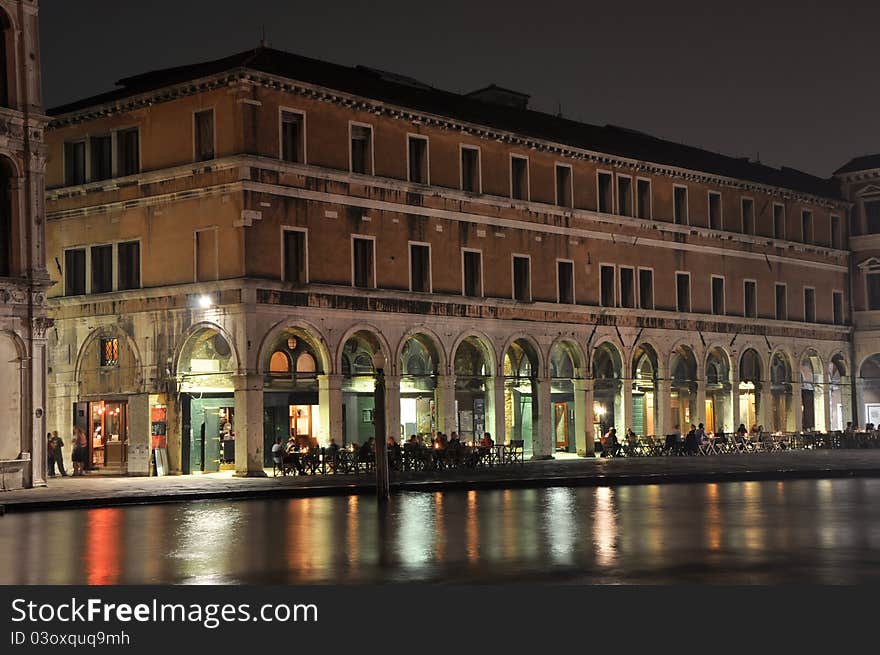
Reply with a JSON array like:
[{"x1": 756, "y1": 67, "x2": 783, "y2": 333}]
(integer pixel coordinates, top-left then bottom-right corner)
[
  {"x1": 512, "y1": 255, "x2": 531, "y2": 302},
  {"x1": 802, "y1": 210, "x2": 813, "y2": 244},
  {"x1": 194, "y1": 109, "x2": 215, "y2": 162},
  {"x1": 511, "y1": 156, "x2": 529, "y2": 200},
  {"x1": 90, "y1": 244, "x2": 113, "y2": 294},
  {"x1": 350, "y1": 124, "x2": 373, "y2": 175},
  {"x1": 410, "y1": 243, "x2": 431, "y2": 293},
  {"x1": 708, "y1": 192, "x2": 722, "y2": 230},
  {"x1": 90, "y1": 135, "x2": 112, "y2": 181},
  {"x1": 866, "y1": 200, "x2": 880, "y2": 235},
  {"x1": 463, "y1": 250, "x2": 482, "y2": 297},
  {"x1": 617, "y1": 176, "x2": 633, "y2": 217},
  {"x1": 117, "y1": 128, "x2": 140, "y2": 177},
  {"x1": 673, "y1": 186, "x2": 688, "y2": 225},
  {"x1": 711, "y1": 276, "x2": 725, "y2": 315},
  {"x1": 744, "y1": 280, "x2": 757, "y2": 318},
  {"x1": 352, "y1": 237, "x2": 375, "y2": 289},
  {"x1": 281, "y1": 111, "x2": 305, "y2": 164},
  {"x1": 557, "y1": 260, "x2": 574, "y2": 304},
  {"x1": 64, "y1": 141, "x2": 86, "y2": 185},
  {"x1": 831, "y1": 215, "x2": 841, "y2": 249},
  {"x1": 283, "y1": 229, "x2": 307, "y2": 284},
  {"x1": 64, "y1": 248, "x2": 86, "y2": 296},
  {"x1": 461, "y1": 146, "x2": 480, "y2": 193},
  {"x1": 597, "y1": 172, "x2": 613, "y2": 213},
  {"x1": 741, "y1": 198, "x2": 755, "y2": 235},
  {"x1": 775, "y1": 283, "x2": 788, "y2": 320},
  {"x1": 117, "y1": 241, "x2": 140, "y2": 291},
  {"x1": 620, "y1": 267, "x2": 635, "y2": 309},
  {"x1": 408, "y1": 135, "x2": 429, "y2": 184},
  {"x1": 638, "y1": 268, "x2": 654, "y2": 310},
  {"x1": 868, "y1": 273, "x2": 880, "y2": 311},
  {"x1": 804, "y1": 287, "x2": 816, "y2": 323},
  {"x1": 100, "y1": 338, "x2": 119, "y2": 368},
  {"x1": 676, "y1": 272, "x2": 691, "y2": 313},
  {"x1": 773, "y1": 204, "x2": 785, "y2": 240},
  {"x1": 600, "y1": 265, "x2": 615, "y2": 307},
  {"x1": 833, "y1": 291, "x2": 844, "y2": 325},
  {"x1": 636, "y1": 179, "x2": 651, "y2": 219},
  {"x1": 555, "y1": 164, "x2": 572, "y2": 207}
]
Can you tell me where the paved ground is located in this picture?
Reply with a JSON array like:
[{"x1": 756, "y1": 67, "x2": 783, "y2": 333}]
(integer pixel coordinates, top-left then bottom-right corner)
[{"x1": 2, "y1": 450, "x2": 880, "y2": 513}]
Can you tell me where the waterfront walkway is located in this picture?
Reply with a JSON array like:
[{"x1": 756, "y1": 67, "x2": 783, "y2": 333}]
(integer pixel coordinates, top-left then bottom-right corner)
[{"x1": 3, "y1": 450, "x2": 880, "y2": 513}]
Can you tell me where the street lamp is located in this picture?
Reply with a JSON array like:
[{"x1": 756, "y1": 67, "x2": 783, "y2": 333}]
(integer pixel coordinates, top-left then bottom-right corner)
[{"x1": 372, "y1": 351, "x2": 390, "y2": 503}]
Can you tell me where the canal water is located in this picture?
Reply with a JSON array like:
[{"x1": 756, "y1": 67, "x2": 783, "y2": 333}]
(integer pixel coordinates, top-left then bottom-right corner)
[{"x1": 2, "y1": 479, "x2": 879, "y2": 584}]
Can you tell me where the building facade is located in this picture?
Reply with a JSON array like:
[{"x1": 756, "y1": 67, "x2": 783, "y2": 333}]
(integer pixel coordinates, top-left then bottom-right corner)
[
  {"x1": 0, "y1": 0, "x2": 48, "y2": 489},
  {"x1": 44, "y1": 48, "x2": 857, "y2": 477}
]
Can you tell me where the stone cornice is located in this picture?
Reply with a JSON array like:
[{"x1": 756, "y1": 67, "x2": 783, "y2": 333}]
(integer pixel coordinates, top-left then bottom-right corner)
[
  {"x1": 836, "y1": 168, "x2": 880, "y2": 183},
  {"x1": 45, "y1": 277, "x2": 852, "y2": 342},
  {"x1": 47, "y1": 68, "x2": 848, "y2": 210},
  {"x1": 45, "y1": 155, "x2": 850, "y2": 269}
]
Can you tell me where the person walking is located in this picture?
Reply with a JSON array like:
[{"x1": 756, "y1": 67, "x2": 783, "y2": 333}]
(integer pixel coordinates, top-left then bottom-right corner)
[
  {"x1": 47, "y1": 432, "x2": 56, "y2": 477},
  {"x1": 51, "y1": 430, "x2": 68, "y2": 477}
]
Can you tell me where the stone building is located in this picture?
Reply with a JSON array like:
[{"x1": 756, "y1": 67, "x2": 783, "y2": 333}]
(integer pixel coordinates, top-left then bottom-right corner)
[
  {"x1": 836, "y1": 155, "x2": 880, "y2": 426},
  {"x1": 0, "y1": 0, "x2": 49, "y2": 489},
  {"x1": 44, "y1": 47, "x2": 856, "y2": 477}
]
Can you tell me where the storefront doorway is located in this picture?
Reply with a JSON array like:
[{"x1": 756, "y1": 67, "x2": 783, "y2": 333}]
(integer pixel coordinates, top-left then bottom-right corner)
[{"x1": 75, "y1": 400, "x2": 130, "y2": 471}]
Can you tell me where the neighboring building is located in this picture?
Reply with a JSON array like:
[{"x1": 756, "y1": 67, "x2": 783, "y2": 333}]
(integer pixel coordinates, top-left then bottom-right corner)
[
  {"x1": 836, "y1": 155, "x2": 880, "y2": 426},
  {"x1": 0, "y1": 0, "x2": 49, "y2": 489},
  {"x1": 44, "y1": 47, "x2": 854, "y2": 477}
]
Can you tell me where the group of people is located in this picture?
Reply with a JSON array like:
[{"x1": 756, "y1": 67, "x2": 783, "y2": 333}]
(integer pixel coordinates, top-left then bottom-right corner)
[{"x1": 46, "y1": 427, "x2": 90, "y2": 477}]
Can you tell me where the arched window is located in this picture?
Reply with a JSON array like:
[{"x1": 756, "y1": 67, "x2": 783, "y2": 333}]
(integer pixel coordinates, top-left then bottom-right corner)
[
  {"x1": 0, "y1": 158, "x2": 11, "y2": 277},
  {"x1": 295, "y1": 353, "x2": 316, "y2": 375},
  {"x1": 269, "y1": 351, "x2": 291, "y2": 376}
]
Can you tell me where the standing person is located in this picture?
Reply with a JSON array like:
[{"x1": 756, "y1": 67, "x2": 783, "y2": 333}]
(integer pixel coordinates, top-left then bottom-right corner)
[
  {"x1": 51, "y1": 431, "x2": 68, "y2": 477},
  {"x1": 72, "y1": 427, "x2": 87, "y2": 476},
  {"x1": 47, "y1": 432, "x2": 56, "y2": 477}
]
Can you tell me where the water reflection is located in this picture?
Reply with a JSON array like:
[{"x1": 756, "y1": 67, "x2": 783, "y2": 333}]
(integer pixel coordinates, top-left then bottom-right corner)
[{"x1": 2, "y1": 479, "x2": 880, "y2": 584}]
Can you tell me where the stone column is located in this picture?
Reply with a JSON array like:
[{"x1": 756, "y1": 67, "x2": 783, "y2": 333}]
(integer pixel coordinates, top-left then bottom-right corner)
[
  {"x1": 488, "y1": 376, "x2": 506, "y2": 444},
  {"x1": 622, "y1": 377, "x2": 634, "y2": 434},
  {"x1": 818, "y1": 377, "x2": 830, "y2": 433},
  {"x1": 759, "y1": 381, "x2": 772, "y2": 430},
  {"x1": 435, "y1": 375, "x2": 457, "y2": 436},
  {"x1": 127, "y1": 393, "x2": 151, "y2": 476},
  {"x1": 792, "y1": 381, "x2": 803, "y2": 433},
  {"x1": 855, "y1": 379, "x2": 865, "y2": 427},
  {"x1": 317, "y1": 374, "x2": 343, "y2": 447},
  {"x1": 696, "y1": 379, "x2": 707, "y2": 430},
  {"x1": 573, "y1": 378, "x2": 594, "y2": 456},
  {"x1": 233, "y1": 373, "x2": 266, "y2": 477},
  {"x1": 27, "y1": 328, "x2": 48, "y2": 487},
  {"x1": 841, "y1": 376, "x2": 854, "y2": 429},
  {"x1": 657, "y1": 379, "x2": 672, "y2": 436},
  {"x1": 385, "y1": 375, "x2": 401, "y2": 443},
  {"x1": 532, "y1": 377, "x2": 553, "y2": 459}
]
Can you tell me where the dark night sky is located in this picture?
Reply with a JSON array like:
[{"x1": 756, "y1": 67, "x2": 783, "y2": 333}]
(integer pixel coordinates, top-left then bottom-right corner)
[{"x1": 40, "y1": 0, "x2": 879, "y2": 177}]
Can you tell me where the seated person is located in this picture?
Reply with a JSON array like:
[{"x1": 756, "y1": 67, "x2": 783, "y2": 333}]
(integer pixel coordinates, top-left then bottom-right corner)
[
  {"x1": 358, "y1": 438, "x2": 375, "y2": 464},
  {"x1": 271, "y1": 437, "x2": 284, "y2": 471},
  {"x1": 480, "y1": 432, "x2": 494, "y2": 448},
  {"x1": 325, "y1": 437, "x2": 340, "y2": 471},
  {"x1": 283, "y1": 437, "x2": 306, "y2": 474}
]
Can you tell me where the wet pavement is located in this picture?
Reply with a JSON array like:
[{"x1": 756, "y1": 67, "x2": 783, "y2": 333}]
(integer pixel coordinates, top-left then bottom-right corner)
[
  {"x1": 2, "y1": 450, "x2": 880, "y2": 512},
  {"x1": 2, "y1": 478, "x2": 879, "y2": 584}
]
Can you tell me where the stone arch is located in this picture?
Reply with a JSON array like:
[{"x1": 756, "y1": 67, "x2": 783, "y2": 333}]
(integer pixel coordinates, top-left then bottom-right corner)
[
  {"x1": 669, "y1": 343, "x2": 699, "y2": 430},
  {"x1": 592, "y1": 340, "x2": 624, "y2": 432},
  {"x1": 176, "y1": 324, "x2": 238, "y2": 394},
  {"x1": 0, "y1": 330, "x2": 24, "y2": 460},
  {"x1": 705, "y1": 346, "x2": 733, "y2": 433},
  {"x1": 0, "y1": 154, "x2": 20, "y2": 277},
  {"x1": 74, "y1": 326, "x2": 143, "y2": 397},
  {"x1": 799, "y1": 348, "x2": 826, "y2": 431},
  {"x1": 256, "y1": 319, "x2": 331, "y2": 375},
  {"x1": 501, "y1": 334, "x2": 544, "y2": 379},
  {"x1": 335, "y1": 324, "x2": 393, "y2": 376},
  {"x1": 395, "y1": 326, "x2": 447, "y2": 376},
  {"x1": 769, "y1": 349, "x2": 796, "y2": 432},
  {"x1": 549, "y1": 338, "x2": 586, "y2": 379},
  {"x1": 450, "y1": 330, "x2": 498, "y2": 377},
  {"x1": 174, "y1": 321, "x2": 241, "y2": 376},
  {"x1": 631, "y1": 342, "x2": 660, "y2": 437}
]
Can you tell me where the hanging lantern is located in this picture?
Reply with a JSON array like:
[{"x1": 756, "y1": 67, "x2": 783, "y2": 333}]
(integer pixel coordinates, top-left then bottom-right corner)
[{"x1": 287, "y1": 336, "x2": 298, "y2": 350}]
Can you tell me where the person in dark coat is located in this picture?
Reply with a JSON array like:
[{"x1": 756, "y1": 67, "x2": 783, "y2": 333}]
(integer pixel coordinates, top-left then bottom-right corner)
[{"x1": 51, "y1": 431, "x2": 68, "y2": 476}]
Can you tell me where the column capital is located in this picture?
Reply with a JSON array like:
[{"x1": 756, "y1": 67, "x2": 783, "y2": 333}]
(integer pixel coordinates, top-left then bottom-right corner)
[{"x1": 232, "y1": 372, "x2": 264, "y2": 390}]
